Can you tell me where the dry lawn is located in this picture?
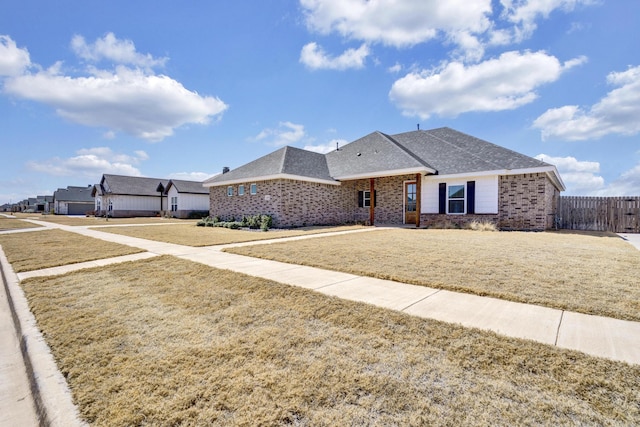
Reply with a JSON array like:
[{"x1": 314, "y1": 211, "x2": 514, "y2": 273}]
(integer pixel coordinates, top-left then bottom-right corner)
[
  {"x1": 227, "y1": 229, "x2": 640, "y2": 321},
  {"x1": 22, "y1": 256, "x2": 640, "y2": 426},
  {"x1": 11, "y1": 212, "x2": 189, "y2": 227},
  {"x1": 96, "y1": 223, "x2": 365, "y2": 246},
  {"x1": 0, "y1": 229, "x2": 143, "y2": 272},
  {"x1": 0, "y1": 216, "x2": 42, "y2": 231}
]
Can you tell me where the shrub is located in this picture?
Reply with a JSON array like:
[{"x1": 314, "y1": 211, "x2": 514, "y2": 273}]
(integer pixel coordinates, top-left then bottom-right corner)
[{"x1": 467, "y1": 220, "x2": 498, "y2": 232}]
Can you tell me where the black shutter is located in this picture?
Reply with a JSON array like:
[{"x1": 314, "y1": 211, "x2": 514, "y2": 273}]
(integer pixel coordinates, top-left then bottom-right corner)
[
  {"x1": 438, "y1": 183, "x2": 446, "y2": 214},
  {"x1": 373, "y1": 190, "x2": 377, "y2": 207},
  {"x1": 467, "y1": 181, "x2": 475, "y2": 214},
  {"x1": 358, "y1": 191, "x2": 364, "y2": 208}
]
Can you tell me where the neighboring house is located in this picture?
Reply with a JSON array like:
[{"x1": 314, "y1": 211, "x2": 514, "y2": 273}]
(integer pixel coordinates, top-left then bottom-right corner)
[
  {"x1": 53, "y1": 186, "x2": 95, "y2": 215},
  {"x1": 203, "y1": 127, "x2": 565, "y2": 231},
  {"x1": 164, "y1": 179, "x2": 210, "y2": 218},
  {"x1": 92, "y1": 174, "x2": 168, "y2": 218}
]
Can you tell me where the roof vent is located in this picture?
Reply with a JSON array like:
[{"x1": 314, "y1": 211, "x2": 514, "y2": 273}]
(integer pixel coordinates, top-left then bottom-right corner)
[
  {"x1": 222, "y1": 166, "x2": 230, "y2": 174},
  {"x1": 336, "y1": 141, "x2": 340, "y2": 151},
  {"x1": 417, "y1": 123, "x2": 420, "y2": 130}
]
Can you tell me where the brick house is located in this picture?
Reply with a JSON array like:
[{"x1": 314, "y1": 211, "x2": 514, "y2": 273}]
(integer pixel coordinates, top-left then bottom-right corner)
[{"x1": 203, "y1": 127, "x2": 565, "y2": 230}]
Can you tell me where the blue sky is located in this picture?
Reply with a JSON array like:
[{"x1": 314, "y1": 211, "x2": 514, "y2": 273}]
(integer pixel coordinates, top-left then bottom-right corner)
[{"x1": 1, "y1": 0, "x2": 639, "y2": 205}]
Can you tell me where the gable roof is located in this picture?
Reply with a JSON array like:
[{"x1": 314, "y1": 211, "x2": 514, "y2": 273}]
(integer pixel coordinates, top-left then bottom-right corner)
[
  {"x1": 204, "y1": 127, "x2": 564, "y2": 191},
  {"x1": 92, "y1": 174, "x2": 169, "y2": 197},
  {"x1": 165, "y1": 179, "x2": 209, "y2": 195},
  {"x1": 54, "y1": 186, "x2": 94, "y2": 202},
  {"x1": 203, "y1": 146, "x2": 337, "y2": 186}
]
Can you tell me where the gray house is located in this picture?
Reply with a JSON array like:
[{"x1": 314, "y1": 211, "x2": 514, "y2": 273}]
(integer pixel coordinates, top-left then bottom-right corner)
[
  {"x1": 92, "y1": 174, "x2": 168, "y2": 217},
  {"x1": 204, "y1": 127, "x2": 565, "y2": 231},
  {"x1": 53, "y1": 186, "x2": 95, "y2": 215}
]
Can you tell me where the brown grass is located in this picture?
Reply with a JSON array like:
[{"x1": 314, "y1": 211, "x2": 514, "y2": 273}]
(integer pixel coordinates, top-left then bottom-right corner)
[
  {"x1": 21, "y1": 255, "x2": 640, "y2": 426},
  {"x1": 11, "y1": 212, "x2": 190, "y2": 227},
  {"x1": 0, "y1": 229, "x2": 143, "y2": 272},
  {"x1": 0, "y1": 216, "x2": 42, "y2": 231},
  {"x1": 95, "y1": 223, "x2": 366, "y2": 246},
  {"x1": 227, "y1": 228, "x2": 640, "y2": 321}
]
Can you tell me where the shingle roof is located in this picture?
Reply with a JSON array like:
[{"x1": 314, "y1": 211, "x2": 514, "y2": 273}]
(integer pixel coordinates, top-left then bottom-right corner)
[
  {"x1": 391, "y1": 128, "x2": 550, "y2": 175},
  {"x1": 204, "y1": 146, "x2": 335, "y2": 186},
  {"x1": 54, "y1": 186, "x2": 94, "y2": 202},
  {"x1": 325, "y1": 132, "x2": 436, "y2": 179},
  {"x1": 204, "y1": 127, "x2": 563, "y2": 190},
  {"x1": 95, "y1": 174, "x2": 169, "y2": 197},
  {"x1": 165, "y1": 179, "x2": 209, "y2": 195}
]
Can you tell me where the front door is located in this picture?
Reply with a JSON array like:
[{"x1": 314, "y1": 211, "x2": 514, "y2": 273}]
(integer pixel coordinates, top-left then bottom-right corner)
[{"x1": 405, "y1": 182, "x2": 417, "y2": 224}]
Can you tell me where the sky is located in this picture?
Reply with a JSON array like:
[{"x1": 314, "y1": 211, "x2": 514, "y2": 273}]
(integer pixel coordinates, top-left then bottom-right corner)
[{"x1": 1, "y1": 0, "x2": 639, "y2": 205}]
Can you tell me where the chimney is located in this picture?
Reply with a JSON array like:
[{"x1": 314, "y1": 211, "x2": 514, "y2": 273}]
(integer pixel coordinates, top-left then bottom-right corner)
[
  {"x1": 417, "y1": 123, "x2": 420, "y2": 130},
  {"x1": 222, "y1": 166, "x2": 230, "y2": 174}
]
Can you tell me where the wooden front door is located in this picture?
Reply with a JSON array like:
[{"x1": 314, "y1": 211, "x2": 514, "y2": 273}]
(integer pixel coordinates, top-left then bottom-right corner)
[{"x1": 405, "y1": 182, "x2": 417, "y2": 224}]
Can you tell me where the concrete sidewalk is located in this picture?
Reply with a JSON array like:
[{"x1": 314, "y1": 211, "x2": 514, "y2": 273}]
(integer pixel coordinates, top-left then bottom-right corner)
[{"x1": 1, "y1": 219, "x2": 639, "y2": 426}]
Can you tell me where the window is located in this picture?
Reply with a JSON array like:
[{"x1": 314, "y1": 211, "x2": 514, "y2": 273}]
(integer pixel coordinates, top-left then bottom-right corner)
[
  {"x1": 170, "y1": 196, "x2": 178, "y2": 212},
  {"x1": 238, "y1": 185, "x2": 245, "y2": 196},
  {"x1": 108, "y1": 200, "x2": 113, "y2": 212},
  {"x1": 250, "y1": 183, "x2": 257, "y2": 195},
  {"x1": 358, "y1": 190, "x2": 376, "y2": 207},
  {"x1": 96, "y1": 200, "x2": 101, "y2": 212},
  {"x1": 406, "y1": 183, "x2": 417, "y2": 212},
  {"x1": 227, "y1": 186, "x2": 233, "y2": 197},
  {"x1": 448, "y1": 184, "x2": 465, "y2": 214}
]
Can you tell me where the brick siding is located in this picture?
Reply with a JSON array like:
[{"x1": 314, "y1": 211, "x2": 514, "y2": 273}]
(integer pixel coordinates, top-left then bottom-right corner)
[
  {"x1": 210, "y1": 173, "x2": 558, "y2": 230},
  {"x1": 209, "y1": 175, "x2": 415, "y2": 227},
  {"x1": 498, "y1": 173, "x2": 557, "y2": 231}
]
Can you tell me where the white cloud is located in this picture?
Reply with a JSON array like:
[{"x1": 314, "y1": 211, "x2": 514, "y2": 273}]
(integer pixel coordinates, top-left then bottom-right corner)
[
  {"x1": 387, "y1": 63, "x2": 402, "y2": 73},
  {"x1": 535, "y1": 154, "x2": 604, "y2": 195},
  {"x1": 301, "y1": 0, "x2": 492, "y2": 49},
  {"x1": 27, "y1": 147, "x2": 148, "y2": 178},
  {"x1": 300, "y1": 0, "x2": 596, "y2": 64},
  {"x1": 167, "y1": 172, "x2": 215, "y2": 182},
  {"x1": 0, "y1": 35, "x2": 31, "y2": 76},
  {"x1": 499, "y1": 0, "x2": 595, "y2": 43},
  {"x1": 390, "y1": 51, "x2": 585, "y2": 119},
  {"x1": 251, "y1": 121, "x2": 306, "y2": 146},
  {"x1": 300, "y1": 42, "x2": 370, "y2": 70},
  {"x1": 533, "y1": 65, "x2": 640, "y2": 140},
  {"x1": 536, "y1": 153, "x2": 640, "y2": 196},
  {"x1": 596, "y1": 163, "x2": 640, "y2": 197},
  {"x1": 71, "y1": 33, "x2": 168, "y2": 69},
  {"x1": 304, "y1": 139, "x2": 346, "y2": 154},
  {"x1": 2, "y1": 34, "x2": 228, "y2": 142}
]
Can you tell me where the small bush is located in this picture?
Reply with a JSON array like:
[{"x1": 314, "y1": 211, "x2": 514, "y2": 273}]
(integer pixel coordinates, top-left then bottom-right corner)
[{"x1": 467, "y1": 220, "x2": 498, "y2": 232}]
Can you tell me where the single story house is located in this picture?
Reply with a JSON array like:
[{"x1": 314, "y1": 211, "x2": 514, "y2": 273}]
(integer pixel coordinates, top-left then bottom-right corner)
[
  {"x1": 164, "y1": 179, "x2": 210, "y2": 218},
  {"x1": 203, "y1": 127, "x2": 565, "y2": 231},
  {"x1": 92, "y1": 174, "x2": 168, "y2": 218},
  {"x1": 53, "y1": 186, "x2": 95, "y2": 215}
]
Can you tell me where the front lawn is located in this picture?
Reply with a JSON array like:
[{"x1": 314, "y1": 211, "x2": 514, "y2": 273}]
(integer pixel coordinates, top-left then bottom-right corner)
[
  {"x1": 95, "y1": 223, "x2": 366, "y2": 246},
  {"x1": 21, "y1": 256, "x2": 640, "y2": 426},
  {"x1": 0, "y1": 216, "x2": 42, "y2": 231},
  {"x1": 0, "y1": 229, "x2": 143, "y2": 272},
  {"x1": 226, "y1": 229, "x2": 640, "y2": 321}
]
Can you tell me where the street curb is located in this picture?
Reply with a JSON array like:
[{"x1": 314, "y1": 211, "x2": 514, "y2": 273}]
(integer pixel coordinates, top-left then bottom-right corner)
[{"x1": 0, "y1": 246, "x2": 86, "y2": 427}]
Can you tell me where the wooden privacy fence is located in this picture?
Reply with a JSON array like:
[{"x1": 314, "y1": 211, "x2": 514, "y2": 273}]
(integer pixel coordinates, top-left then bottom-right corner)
[{"x1": 557, "y1": 196, "x2": 640, "y2": 233}]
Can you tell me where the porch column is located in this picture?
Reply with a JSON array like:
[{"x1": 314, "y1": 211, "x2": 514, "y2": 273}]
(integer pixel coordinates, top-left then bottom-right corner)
[
  {"x1": 369, "y1": 178, "x2": 375, "y2": 226},
  {"x1": 415, "y1": 173, "x2": 421, "y2": 228}
]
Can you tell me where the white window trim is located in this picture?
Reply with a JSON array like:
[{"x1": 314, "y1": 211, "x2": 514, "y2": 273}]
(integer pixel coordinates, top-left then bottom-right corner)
[
  {"x1": 447, "y1": 183, "x2": 466, "y2": 215},
  {"x1": 250, "y1": 183, "x2": 257, "y2": 195},
  {"x1": 170, "y1": 196, "x2": 178, "y2": 212},
  {"x1": 227, "y1": 186, "x2": 233, "y2": 197},
  {"x1": 363, "y1": 190, "x2": 372, "y2": 207},
  {"x1": 238, "y1": 185, "x2": 245, "y2": 196}
]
